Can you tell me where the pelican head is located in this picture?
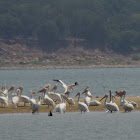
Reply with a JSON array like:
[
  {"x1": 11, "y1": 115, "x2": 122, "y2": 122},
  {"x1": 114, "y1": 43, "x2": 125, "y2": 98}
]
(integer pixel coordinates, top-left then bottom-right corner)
[
  {"x1": 75, "y1": 82, "x2": 79, "y2": 86},
  {"x1": 44, "y1": 84, "x2": 51, "y2": 90},
  {"x1": 17, "y1": 86, "x2": 23, "y2": 93},
  {"x1": 51, "y1": 85, "x2": 57, "y2": 91},
  {"x1": 8, "y1": 85, "x2": 15, "y2": 92}
]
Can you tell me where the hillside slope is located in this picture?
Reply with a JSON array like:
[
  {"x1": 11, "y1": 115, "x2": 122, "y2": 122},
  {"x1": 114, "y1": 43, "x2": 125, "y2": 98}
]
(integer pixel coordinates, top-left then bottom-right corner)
[{"x1": 0, "y1": 38, "x2": 140, "y2": 69}]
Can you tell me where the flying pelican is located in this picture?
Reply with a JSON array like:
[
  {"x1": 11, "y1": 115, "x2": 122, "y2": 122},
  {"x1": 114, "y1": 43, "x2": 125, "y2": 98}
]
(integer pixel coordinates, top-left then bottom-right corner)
[
  {"x1": 32, "y1": 95, "x2": 42, "y2": 114},
  {"x1": 53, "y1": 79, "x2": 79, "y2": 93},
  {"x1": 12, "y1": 89, "x2": 21, "y2": 108},
  {"x1": 100, "y1": 94, "x2": 119, "y2": 113},
  {"x1": 75, "y1": 92, "x2": 89, "y2": 113},
  {"x1": 38, "y1": 88, "x2": 55, "y2": 108},
  {"x1": 53, "y1": 94, "x2": 67, "y2": 114},
  {"x1": 18, "y1": 86, "x2": 31, "y2": 106}
]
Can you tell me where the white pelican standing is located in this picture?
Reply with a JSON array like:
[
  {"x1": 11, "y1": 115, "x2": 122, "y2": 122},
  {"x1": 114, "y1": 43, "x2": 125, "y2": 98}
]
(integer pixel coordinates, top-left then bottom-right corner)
[
  {"x1": 32, "y1": 96, "x2": 42, "y2": 114},
  {"x1": 53, "y1": 94, "x2": 67, "y2": 114},
  {"x1": 12, "y1": 89, "x2": 21, "y2": 108},
  {"x1": 53, "y1": 79, "x2": 79, "y2": 93},
  {"x1": 38, "y1": 88, "x2": 55, "y2": 108},
  {"x1": 100, "y1": 94, "x2": 119, "y2": 113},
  {"x1": 116, "y1": 91, "x2": 134, "y2": 112},
  {"x1": 75, "y1": 92, "x2": 89, "y2": 113},
  {"x1": 116, "y1": 90, "x2": 138, "y2": 108},
  {"x1": 30, "y1": 90, "x2": 36, "y2": 106},
  {"x1": 82, "y1": 92, "x2": 91, "y2": 106},
  {"x1": 18, "y1": 86, "x2": 31, "y2": 106},
  {"x1": 82, "y1": 86, "x2": 101, "y2": 106},
  {"x1": 0, "y1": 85, "x2": 14, "y2": 107}
]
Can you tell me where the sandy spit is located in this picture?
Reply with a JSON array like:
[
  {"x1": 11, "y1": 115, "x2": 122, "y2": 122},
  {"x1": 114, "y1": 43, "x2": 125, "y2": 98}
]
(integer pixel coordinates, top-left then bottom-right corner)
[{"x1": 0, "y1": 97, "x2": 140, "y2": 114}]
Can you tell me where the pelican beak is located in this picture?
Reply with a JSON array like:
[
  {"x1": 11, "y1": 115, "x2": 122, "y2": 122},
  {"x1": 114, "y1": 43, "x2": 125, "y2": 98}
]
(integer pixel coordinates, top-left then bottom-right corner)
[
  {"x1": 51, "y1": 85, "x2": 57, "y2": 91},
  {"x1": 75, "y1": 92, "x2": 80, "y2": 97},
  {"x1": 99, "y1": 95, "x2": 106, "y2": 102},
  {"x1": 8, "y1": 86, "x2": 15, "y2": 92},
  {"x1": 32, "y1": 91, "x2": 36, "y2": 94},
  {"x1": 38, "y1": 88, "x2": 46, "y2": 93},
  {"x1": 112, "y1": 95, "x2": 116, "y2": 99}
]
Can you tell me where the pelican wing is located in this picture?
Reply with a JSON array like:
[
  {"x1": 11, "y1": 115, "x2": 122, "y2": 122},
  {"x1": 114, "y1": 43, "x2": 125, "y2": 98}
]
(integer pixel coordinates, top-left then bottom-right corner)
[{"x1": 90, "y1": 100, "x2": 101, "y2": 106}]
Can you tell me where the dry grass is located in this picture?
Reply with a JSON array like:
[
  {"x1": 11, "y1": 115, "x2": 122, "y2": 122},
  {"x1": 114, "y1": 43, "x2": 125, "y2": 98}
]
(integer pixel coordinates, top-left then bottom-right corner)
[{"x1": 0, "y1": 97, "x2": 140, "y2": 114}]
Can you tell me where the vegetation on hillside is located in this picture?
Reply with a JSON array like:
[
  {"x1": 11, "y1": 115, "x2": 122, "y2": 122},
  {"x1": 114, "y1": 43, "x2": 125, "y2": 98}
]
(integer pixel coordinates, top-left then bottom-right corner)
[{"x1": 0, "y1": 0, "x2": 139, "y2": 54}]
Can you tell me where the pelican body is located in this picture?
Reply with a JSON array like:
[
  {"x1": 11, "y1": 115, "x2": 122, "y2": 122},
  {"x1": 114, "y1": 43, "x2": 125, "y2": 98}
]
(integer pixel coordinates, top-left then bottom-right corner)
[
  {"x1": 76, "y1": 92, "x2": 89, "y2": 113},
  {"x1": 100, "y1": 94, "x2": 119, "y2": 113}
]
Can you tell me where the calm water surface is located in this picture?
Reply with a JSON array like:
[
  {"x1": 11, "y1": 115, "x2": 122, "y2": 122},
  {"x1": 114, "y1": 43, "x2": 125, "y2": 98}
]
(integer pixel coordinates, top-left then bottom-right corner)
[
  {"x1": 0, "y1": 111, "x2": 140, "y2": 140},
  {"x1": 0, "y1": 68, "x2": 140, "y2": 140},
  {"x1": 0, "y1": 68, "x2": 140, "y2": 98}
]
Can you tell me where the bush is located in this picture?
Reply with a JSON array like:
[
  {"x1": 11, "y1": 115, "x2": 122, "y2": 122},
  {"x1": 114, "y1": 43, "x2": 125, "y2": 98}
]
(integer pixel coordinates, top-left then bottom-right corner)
[{"x1": 132, "y1": 54, "x2": 140, "y2": 61}]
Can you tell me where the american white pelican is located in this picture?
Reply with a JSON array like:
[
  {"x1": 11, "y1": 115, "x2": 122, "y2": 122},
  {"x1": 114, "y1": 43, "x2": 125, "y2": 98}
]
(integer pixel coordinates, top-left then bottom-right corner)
[
  {"x1": 100, "y1": 94, "x2": 119, "y2": 113},
  {"x1": 116, "y1": 90, "x2": 138, "y2": 108},
  {"x1": 53, "y1": 79, "x2": 79, "y2": 93},
  {"x1": 12, "y1": 89, "x2": 21, "y2": 108},
  {"x1": 116, "y1": 91, "x2": 134, "y2": 112},
  {"x1": 82, "y1": 86, "x2": 101, "y2": 106},
  {"x1": 75, "y1": 92, "x2": 89, "y2": 113},
  {"x1": 53, "y1": 94, "x2": 67, "y2": 114},
  {"x1": 38, "y1": 88, "x2": 55, "y2": 108},
  {"x1": 18, "y1": 86, "x2": 31, "y2": 106},
  {"x1": 46, "y1": 85, "x2": 62, "y2": 103},
  {"x1": 0, "y1": 85, "x2": 14, "y2": 107},
  {"x1": 32, "y1": 96, "x2": 41, "y2": 114},
  {"x1": 82, "y1": 92, "x2": 91, "y2": 106},
  {"x1": 30, "y1": 90, "x2": 36, "y2": 106}
]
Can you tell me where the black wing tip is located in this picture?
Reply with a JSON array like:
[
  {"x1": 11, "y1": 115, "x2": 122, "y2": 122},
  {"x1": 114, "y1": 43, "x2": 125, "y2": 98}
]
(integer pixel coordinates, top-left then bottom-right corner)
[{"x1": 53, "y1": 79, "x2": 60, "y2": 82}]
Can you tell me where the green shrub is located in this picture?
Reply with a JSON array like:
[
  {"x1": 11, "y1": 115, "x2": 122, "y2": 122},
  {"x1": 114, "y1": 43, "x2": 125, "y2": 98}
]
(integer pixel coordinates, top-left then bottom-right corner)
[{"x1": 132, "y1": 54, "x2": 140, "y2": 61}]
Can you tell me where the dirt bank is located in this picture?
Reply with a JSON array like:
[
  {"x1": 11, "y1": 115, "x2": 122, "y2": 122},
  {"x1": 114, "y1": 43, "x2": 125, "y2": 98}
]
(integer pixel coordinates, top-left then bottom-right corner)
[{"x1": 0, "y1": 38, "x2": 140, "y2": 69}]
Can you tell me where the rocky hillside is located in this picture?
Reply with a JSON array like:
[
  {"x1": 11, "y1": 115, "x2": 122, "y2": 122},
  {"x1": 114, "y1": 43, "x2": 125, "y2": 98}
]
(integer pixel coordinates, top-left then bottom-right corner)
[{"x1": 0, "y1": 38, "x2": 140, "y2": 69}]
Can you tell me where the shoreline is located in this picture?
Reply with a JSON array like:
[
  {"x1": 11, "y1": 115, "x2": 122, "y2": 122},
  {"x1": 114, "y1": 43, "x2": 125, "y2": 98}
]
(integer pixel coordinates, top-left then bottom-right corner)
[
  {"x1": 0, "y1": 64, "x2": 140, "y2": 70},
  {"x1": 0, "y1": 97, "x2": 139, "y2": 114}
]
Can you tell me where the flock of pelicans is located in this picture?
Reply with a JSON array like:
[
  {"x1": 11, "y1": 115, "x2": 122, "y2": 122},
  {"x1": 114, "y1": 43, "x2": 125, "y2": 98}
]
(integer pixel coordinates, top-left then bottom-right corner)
[{"x1": 0, "y1": 79, "x2": 138, "y2": 115}]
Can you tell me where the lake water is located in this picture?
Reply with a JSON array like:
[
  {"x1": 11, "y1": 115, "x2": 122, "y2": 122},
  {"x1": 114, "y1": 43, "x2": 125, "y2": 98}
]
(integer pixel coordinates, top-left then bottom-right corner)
[
  {"x1": 0, "y1": 68, "x2": 140, "y2": 140},
  {"x1": 0, "y1": 68, "x2": 140, "y2": 98},
  {"x1": 0, "y1": 111, "x2": 140, "y2": 140}
]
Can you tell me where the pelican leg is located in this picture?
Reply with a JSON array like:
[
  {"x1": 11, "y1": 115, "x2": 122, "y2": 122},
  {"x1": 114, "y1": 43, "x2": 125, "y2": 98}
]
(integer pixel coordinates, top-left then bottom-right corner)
[{"x1": 48, "y1": 105, "x2": 49, "y2": 108}]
